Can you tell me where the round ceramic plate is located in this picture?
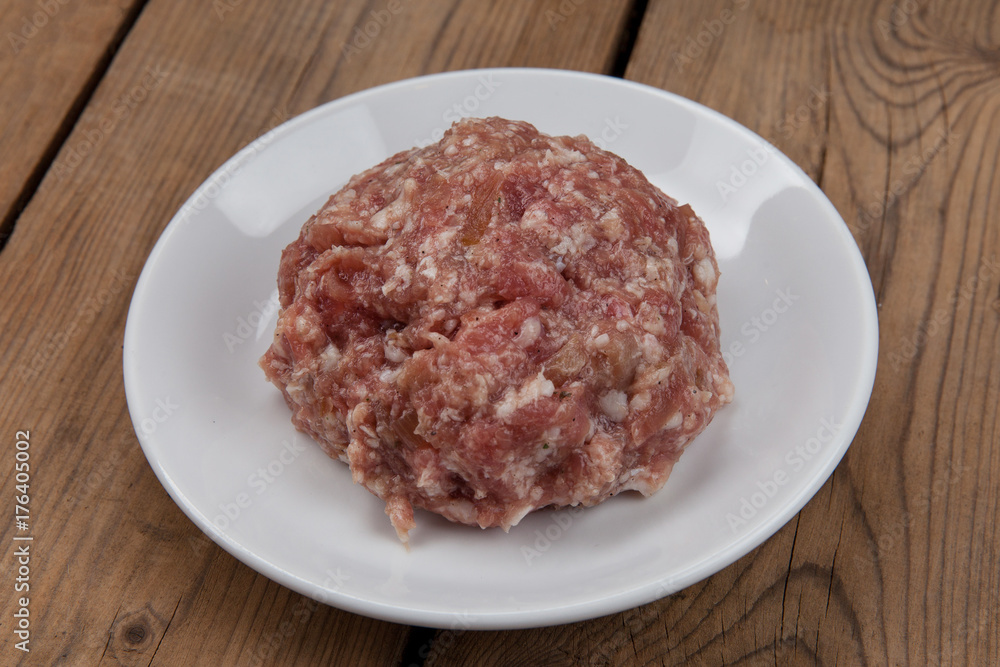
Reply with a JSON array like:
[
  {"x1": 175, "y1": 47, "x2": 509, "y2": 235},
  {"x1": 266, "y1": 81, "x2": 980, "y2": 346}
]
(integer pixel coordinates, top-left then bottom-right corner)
[{"x1": 123, "y1": 68, "x2": 878, "y2": 630}]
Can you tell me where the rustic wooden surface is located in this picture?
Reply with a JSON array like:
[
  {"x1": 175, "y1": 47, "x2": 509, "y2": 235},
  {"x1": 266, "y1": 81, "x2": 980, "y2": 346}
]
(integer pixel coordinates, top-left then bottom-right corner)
[
  {"x1": 0, "y1": 0, "x2": 146, "y2": 246},
  {"x1": 0, "y1": 0, "x2": 997, "y2": 665}
]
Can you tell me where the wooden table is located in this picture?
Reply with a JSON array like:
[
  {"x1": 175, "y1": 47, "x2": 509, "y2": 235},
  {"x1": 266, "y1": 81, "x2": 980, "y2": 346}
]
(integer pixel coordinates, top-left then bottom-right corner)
[{"x1": 2, "y1": 1, "x2": 997, "y2": 664}]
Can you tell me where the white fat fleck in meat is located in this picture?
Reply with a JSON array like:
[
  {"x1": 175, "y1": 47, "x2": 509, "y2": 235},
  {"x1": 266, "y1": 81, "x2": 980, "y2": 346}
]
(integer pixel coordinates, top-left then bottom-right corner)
[
  {"x1": 425, "y1": 332, "x2": 450, "y2": 349},
  {"x1": 429, "y1": 272, "x2": 460, "y2": 303},
  {"x1": 379, "y1": 366, "x2": 401, "y2": 384},
  {"x1": 513, "y1": 316, "x2": 542, "y2": 348},
  {"x1": 629, "y1": 391, "x2": 651, "y2": 413},
  {"x1": 550, "y1": 220, "x2": 598, "y2": 258},
  {"x1": 598, "y1": 208, "x2": 625, "y2": 241},
  {"x1": 319, "y1": 344, "x2": 342, "y2": 372},
  {"x1": 416, "y1": 466, "x2": 439, "y2": 489},
  {"x1": 542, "y1": 146, "x2": 586, "y2": 167},
  {"x1": 619, "y1": 473, "x2": 661, "y2": 496},
  {"x1": 458, "y1": 287, "x2": 480, "y2": 306},
  {"x1": 368, "y1": 205, "x2": 391, "y2": 235},
  {"x1": 494, "y1": 371, "x2": 555, "y2": 420},
  {"x1": 693, "y1": 257, "x2": 717, "y2": 289},
  {"x1": 417, "y1": 256, "x2": 438, "y2": 280},
  {"x1": 519, "y1": 205, "x2": 550, "y2": 233},
  {"x1": 503, "y1": 502, "x2": 538, "y2": 530},
  {"x1": 285, "y1": 368, "x2": 311, "y2": 402},
  {"x1": 341, "y1": 218, "x2": 365, "y2": 237},
  {"x1": 663, "y1": 412, "x2": 683, "y2": 429},
  {"x1": 294, "y1": 314, "x2": 315, "y2": 337},
  {"x1": 639, "y1": 333, "x2": 663, "y2": 363},
  {"x1": 345, "y1": 403, "x2": 364, "y2": 433},
  {"x1": 599, "y1": 390, "x2": 629, "y2": 422},
  {"x1": 637, "y1": 302, "x2": 667, "y2": 335},
  {"x1": 384, "y1": 340, "x2": 408, "y2": 363},
  {"x1": 382, "y1": 262, "x2": 413, "y2": 296},
  {"x1": 418, "y1": 227, "x2": 457, "y2": 256},
  {"x1": 644, "y1": 256, "x2": 662, "y2": 282},
  {"x1": 624, "y1": 281, "x2": 646, "y2": 299}
]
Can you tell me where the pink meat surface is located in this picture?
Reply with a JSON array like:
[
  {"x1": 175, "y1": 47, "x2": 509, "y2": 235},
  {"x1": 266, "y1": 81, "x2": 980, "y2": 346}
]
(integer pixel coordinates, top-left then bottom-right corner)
[{"x1": 260, "y1": 117, "x2": 733, "y2": 543}]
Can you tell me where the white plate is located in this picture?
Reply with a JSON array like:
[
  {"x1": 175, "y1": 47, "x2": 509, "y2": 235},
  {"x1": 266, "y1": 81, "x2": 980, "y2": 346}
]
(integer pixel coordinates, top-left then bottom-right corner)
[{"x1": 123, "y1": 68, "x2": 878, "y2": 629}]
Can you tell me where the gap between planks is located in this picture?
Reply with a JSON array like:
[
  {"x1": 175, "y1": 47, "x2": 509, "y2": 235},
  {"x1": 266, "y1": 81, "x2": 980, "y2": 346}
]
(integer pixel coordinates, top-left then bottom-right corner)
[{"x1": 0, "y1": 0, "x2": 151, "y2": 256}]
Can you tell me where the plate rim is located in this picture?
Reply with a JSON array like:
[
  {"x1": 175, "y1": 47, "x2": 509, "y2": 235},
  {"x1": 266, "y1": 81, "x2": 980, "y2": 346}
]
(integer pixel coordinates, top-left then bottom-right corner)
[{"x1": 123, "y1": 66, "x2": 879, "y2": 629}]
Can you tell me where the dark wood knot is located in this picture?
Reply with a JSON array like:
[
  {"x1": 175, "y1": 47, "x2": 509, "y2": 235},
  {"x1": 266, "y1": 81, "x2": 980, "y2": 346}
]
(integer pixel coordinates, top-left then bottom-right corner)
[{"x1": 125, "y1": 622, "x2": 147, "y2": 645}]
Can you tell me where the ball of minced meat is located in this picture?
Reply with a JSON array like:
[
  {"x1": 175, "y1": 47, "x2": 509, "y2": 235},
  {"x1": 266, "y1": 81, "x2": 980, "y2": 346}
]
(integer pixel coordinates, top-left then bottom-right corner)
[{"x1": 260, "y1": 117, "x2": 733, "y2": 543}]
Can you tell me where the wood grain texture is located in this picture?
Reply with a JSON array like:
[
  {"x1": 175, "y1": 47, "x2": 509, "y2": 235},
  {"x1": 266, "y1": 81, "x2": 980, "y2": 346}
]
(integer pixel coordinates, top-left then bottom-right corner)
[
  {"x1": 3, "y1": 0, "x2": 998, "y2": 665},
  {"x1": 0, "y1": 0, "x2": 145, "y2": 247},
  {"x1": 0, "y1": 0, "x2": 633, "y2": 665},
  {"x1": 427, "y1": 1, "x2": 1000, "y2": 665}
]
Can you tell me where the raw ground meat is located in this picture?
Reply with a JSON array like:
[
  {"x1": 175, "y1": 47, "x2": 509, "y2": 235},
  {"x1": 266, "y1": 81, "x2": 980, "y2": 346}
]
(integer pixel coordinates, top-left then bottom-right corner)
[{"x1": 260, "y1": 117, "x2": 734, "y2": 543}]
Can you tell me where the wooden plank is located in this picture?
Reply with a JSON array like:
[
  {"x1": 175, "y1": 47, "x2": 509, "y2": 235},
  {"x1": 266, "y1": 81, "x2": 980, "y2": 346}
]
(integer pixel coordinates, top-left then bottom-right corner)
[
  {"x1": 0, "y1": 0, "x2": 634, "y2": 664},
  {"x1": 0, "y1": 0, "x2": 146, "y2": 246},
  {"x1": 427, "y1": 0, "x2": 1000, "y2": 664}
]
